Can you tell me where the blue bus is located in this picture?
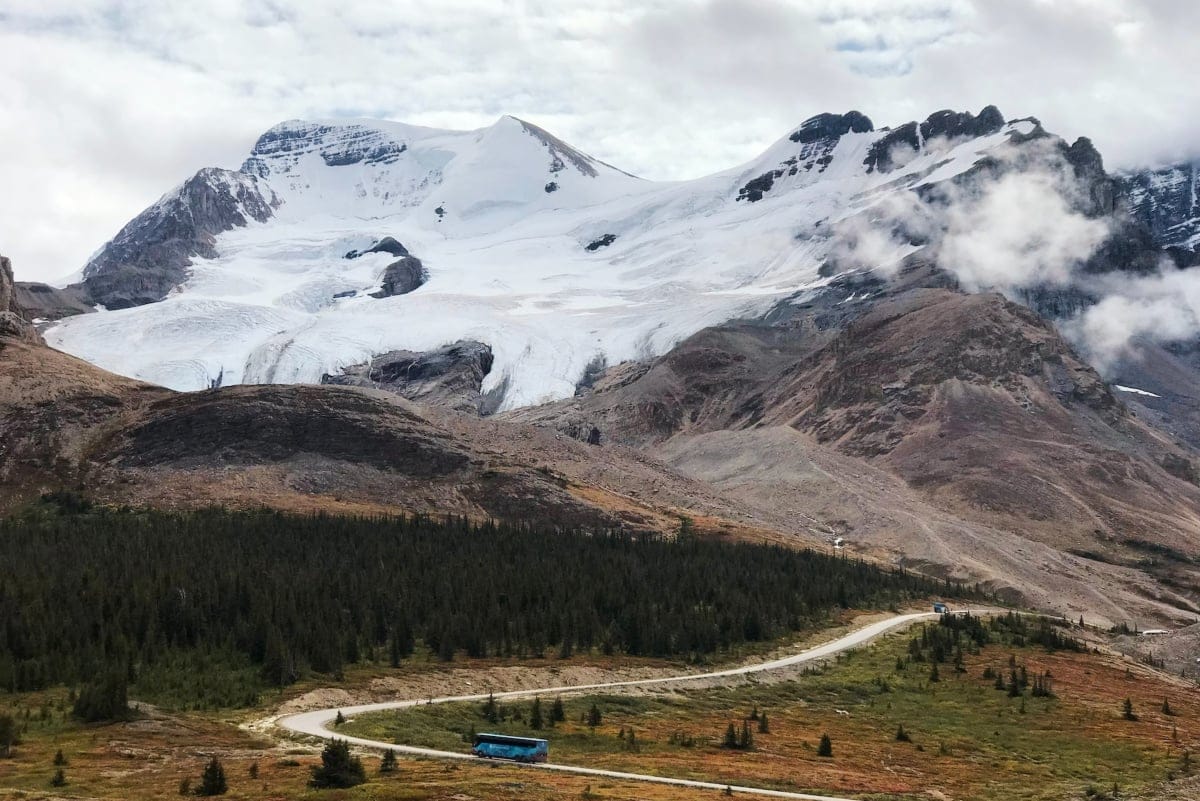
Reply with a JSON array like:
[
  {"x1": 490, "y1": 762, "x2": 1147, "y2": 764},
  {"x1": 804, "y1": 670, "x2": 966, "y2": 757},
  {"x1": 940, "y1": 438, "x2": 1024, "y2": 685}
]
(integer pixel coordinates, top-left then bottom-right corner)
[{"x1": 472, "y1": 733, "x2": 549, "y2": 763}]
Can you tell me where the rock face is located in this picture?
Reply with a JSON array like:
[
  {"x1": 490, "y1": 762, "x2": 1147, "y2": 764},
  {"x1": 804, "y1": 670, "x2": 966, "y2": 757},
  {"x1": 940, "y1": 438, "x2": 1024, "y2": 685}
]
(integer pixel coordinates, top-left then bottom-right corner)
[
  {"x1": 370, "y1": 255, "x2": 427, "y2": 298},
  {"x1": 242, "y1": 121, "x2": 409, "y2": 175},
  {"x1": 345, "y1": 236, "x2": 409, "y2": 260},
  {"x1": 864, "y1": 106, "x2": 1005, "y2": 173},
  {"x1": 79, "y1": 168, "x2": 278, "y2": 309},
  {"x1": 1117, "y1": 160, "x2": 1200, "y2": 249},
  {"x1": 322, "y1": 340, "x2": 498, "y2": 414},
  {"x1": 13, "y1": 282, "x2": 94, "y2": 321},
  {"x1": 788, "y1": 111, "x2": 873, "y2": 144},
  {"x1": 0, "y1": 256, "x2": 42, "y2": 343},
  {"x1": 0, "y1": 255, "x2": 12, "y2": 313}
]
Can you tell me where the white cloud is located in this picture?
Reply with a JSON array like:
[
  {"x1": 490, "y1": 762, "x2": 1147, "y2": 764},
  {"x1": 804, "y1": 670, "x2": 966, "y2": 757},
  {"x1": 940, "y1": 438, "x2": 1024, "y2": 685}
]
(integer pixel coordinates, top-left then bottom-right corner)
[{"x1": 0, "y1": 0, "x2": 1196, "y2": 282}]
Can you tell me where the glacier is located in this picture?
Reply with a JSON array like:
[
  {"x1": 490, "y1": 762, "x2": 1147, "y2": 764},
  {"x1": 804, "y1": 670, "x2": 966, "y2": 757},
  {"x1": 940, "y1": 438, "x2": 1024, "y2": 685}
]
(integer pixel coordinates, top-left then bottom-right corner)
[{"x1": 46, "y1": 112, "x2": 1035, "y2": 409}]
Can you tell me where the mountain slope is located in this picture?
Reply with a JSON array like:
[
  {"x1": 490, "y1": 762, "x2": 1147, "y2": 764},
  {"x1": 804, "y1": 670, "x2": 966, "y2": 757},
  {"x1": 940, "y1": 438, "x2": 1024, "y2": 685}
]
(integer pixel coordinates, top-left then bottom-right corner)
[
  {"x1": 45, "y1": 108, "x2": 1062, "y2": 408},
  {"x1": 508, "y1": 278, "x2": 1200, "y2": 624}
]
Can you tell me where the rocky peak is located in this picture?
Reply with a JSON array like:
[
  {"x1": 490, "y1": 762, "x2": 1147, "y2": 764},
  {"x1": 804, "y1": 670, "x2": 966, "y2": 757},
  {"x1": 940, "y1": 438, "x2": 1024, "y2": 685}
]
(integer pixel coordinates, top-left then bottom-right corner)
[
  {"x1": 864, "y1": 106, "x2": 1006, "y2": 173},
  {"x1": 78, "y1": 167, "x2": 278, "y2": 309},
  {"x1": 241, "y1": 120, "x2": 410, "y2": 176},
  {"x1": 788, "y1": 111, "x2": 874, "y2": 144}
]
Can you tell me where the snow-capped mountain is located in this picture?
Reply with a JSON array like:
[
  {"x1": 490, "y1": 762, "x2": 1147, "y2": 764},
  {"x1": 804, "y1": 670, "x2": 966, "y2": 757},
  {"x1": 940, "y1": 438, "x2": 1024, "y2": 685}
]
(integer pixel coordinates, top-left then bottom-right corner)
[
  {"x1": 48, "y1": 108, "x2": 1060, "y2": 409},
  {"x1": 1117, "y1": 160, "x2": 1200, "y2": 254}
]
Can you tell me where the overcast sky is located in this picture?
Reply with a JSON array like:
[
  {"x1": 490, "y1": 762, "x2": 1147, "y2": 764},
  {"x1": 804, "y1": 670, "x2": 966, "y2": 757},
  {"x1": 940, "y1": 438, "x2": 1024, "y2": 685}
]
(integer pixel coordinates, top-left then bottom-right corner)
[{"x1": 2, "y1": 0, "x2": 1197, "y2": 283}]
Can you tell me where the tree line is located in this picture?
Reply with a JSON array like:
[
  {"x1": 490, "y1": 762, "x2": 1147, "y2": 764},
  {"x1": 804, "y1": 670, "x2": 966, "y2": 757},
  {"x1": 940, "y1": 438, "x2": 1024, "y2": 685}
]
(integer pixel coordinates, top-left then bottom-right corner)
[{"x1": 0, "y1": 497, "x2": 960, "y2": 705}]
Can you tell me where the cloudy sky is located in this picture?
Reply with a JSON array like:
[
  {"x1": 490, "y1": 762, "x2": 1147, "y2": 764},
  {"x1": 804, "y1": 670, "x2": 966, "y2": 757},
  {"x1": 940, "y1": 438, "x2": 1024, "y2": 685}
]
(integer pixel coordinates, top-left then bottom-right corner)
[{"x1": 2, "y1": 0, "x2": 1197, "y2": 282}]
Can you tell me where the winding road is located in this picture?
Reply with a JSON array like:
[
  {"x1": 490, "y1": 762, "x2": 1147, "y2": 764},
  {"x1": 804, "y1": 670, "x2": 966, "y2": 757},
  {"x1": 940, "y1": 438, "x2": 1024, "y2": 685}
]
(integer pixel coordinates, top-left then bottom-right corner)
[{"x1": 278, "y1": 611, "x2": 946, "y2": 800}]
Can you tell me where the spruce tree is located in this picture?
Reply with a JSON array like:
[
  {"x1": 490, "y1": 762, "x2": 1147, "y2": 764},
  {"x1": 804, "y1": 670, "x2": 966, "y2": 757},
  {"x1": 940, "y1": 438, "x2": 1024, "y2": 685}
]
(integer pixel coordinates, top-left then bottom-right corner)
[
  {"x1": 1162, "y1": 697, "x2": 1175, "y2": 716},
  {"x1": 758, "y1": 712, "x2": 769, "y2": 734},
  {"x1": 895, "y1": 724, "x2": 911, "y2": 742},
  {"x1": 310, "y1": 739, "x2": 366, "y2": 789},
  {"x1": 53, "y1": 749, "x2": 67, "y2": 766},
  {"x1": 197, "y1": 757, "x2": 228, "y2": 796},
  {"x1": 482, "y1": 692, "x2": 498, "y2": 724},
  {"x1": 0, "y1": 714, "x2": 16, "y2": 758},
  {"x1": 586, "y1": 703, "x2": 602, "y2": 729},
  {"x1": 551, "y1": 696, "x2": 566, "y2": 723},
  {"x1": 738, "y1": 721, "x2": 754, "y2": 750},
  {"x1": 723, "y1": 723, "x2": 738, "y2": 749},
  {"x1": 1123, "y1": 698, "x2": 1138, "y2": 721},
  {"x1": 50, "y1": 768, "x2": 67, "y2": 787},
  {"x1": 379, "y1": 749, "x2": 398, "y2": 774},
  {"x1": 334, "y1": 710, "x2": 346, "y2": 726},
  {"x1": 817, "y1": 733, "x2": 833, "y2": 757},
  {"x1": 529, "y1": 696, "x2": 544, "y2": 730},
  {"x1": 72, "y1": 672, "x2": 129, "y2": 722}
]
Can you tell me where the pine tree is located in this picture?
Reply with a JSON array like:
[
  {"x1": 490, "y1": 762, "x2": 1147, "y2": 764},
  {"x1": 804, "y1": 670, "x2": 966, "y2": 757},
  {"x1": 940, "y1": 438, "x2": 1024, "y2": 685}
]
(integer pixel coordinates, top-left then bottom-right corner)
[
  {"x1": 50, "y1": 768, "x2": 67, "y2": 787},
  {"x1": 335, "y1": 710, "x2": 346, "y2": 726},
  {"x1": 1, "y1": 713, "x2": 20, "y2": 757},
  {"x1": 72, "y1": 672, "x2": 129, "y2": 722},
  {"x1": 379, "y1": 749, "x2": 398, "y2": 774},
  {"x1": 529, "y1": 696, "x2": 544, "y2": 730},
  {"x1": 551, "y1": 696, "x2": 566, "y2": 723},
  {"x1": 895, "y1": 724, "x2": 911, "y2": 742},
  {"x1": 1162, "y1": 697, "x2": 1175, "y2": 716},
  {"x1": 817, "y1": 733, "x2": 833, "y2": 757},
  {"x1": 758, "y1": 711, "x2": 769, "y2": 734},
  {"x1": 738, "y1": 721, "x2": 754, "y2": 750},
  {"x1": 310, "y1": 739, "x2": 366, "y2": 789},
  {"x1": 586, "y1": 703, "x2": 602, "y2": 729},
  {"x1": 53, "y1": 748, "x2": 67, "y2": 766},
  {"x1": 1122, "y1": 698, "x2": 1138, "y2": 721},
  {"x1": 482, "y1": 692, "x2": 499, "y2": 723},
  {"x1": 197, "y1": 757, "x2": 228, "y2": 796},
  {"x1": 723, "y1": 723, "x2": 738, "y2": 749}
]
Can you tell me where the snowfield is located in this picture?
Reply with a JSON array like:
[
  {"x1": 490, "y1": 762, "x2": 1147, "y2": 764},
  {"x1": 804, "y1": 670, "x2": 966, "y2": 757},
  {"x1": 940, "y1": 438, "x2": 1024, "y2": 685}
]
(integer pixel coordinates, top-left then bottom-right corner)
[{"x1": 47, "y1": 114, "x2": 1028, "y2": 409}]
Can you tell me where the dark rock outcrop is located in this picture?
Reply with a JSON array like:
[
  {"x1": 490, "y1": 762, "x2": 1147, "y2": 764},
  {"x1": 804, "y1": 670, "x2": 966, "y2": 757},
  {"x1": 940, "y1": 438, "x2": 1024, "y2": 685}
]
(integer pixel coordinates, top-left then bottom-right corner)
[
  {"x1": 79, "y1": 168, "x2": 278, "y2": 309},
  {"x1": 13, "y1": 282, "x2": 94, "y2": 321},
  {"x1": 788, "y1": 111, "x2": 873, "y2": 144},
  {"x1": 863, "y1": 121, "x2": 921, "y2": 173},
  {"x1": 1116, "y1": 160, "x2": 1200, "y2": 250},
  {"x1": 322, "y1": 340, "x2": 497, "y2": 414},
  {"x1": 864, "y1": 106, "x2": 1005, "y2": 174},
  {"x1": 241, "y1": 122, "x2": 408, "y2": 176},
  {"x1": 0, "y1": 256, "x2": 42, "y2": 343},
  {"x1": 109, "y1": 385, "x2": 470, "y2": 477},
  {"x1": 0, "y1": 255, "x2": 12, "y2": 314},
  {"x1": 345, "y1": 236, "x2": 409, "y2": 260},
  {"x1": 369, "y1": 255, "x2": 427, "y2": 298},
  {"x1": 585, "y1": 234, "x2": 617, "y2": 251}
]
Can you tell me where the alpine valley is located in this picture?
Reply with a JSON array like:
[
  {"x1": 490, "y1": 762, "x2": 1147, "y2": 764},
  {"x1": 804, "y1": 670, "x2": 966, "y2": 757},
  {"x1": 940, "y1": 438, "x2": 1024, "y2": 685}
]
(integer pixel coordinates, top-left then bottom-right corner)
[{"x1": 6, "y1": 105, "x2": 1200, "y2": 629}]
